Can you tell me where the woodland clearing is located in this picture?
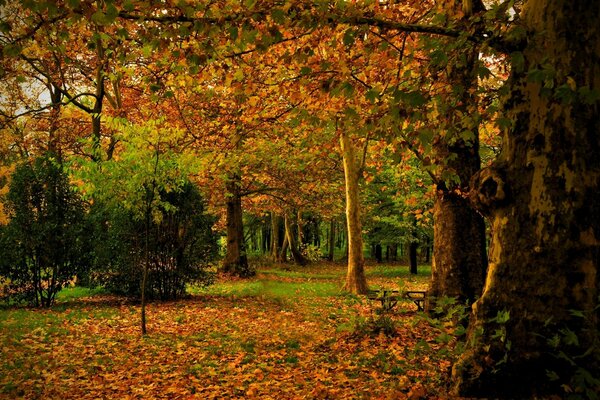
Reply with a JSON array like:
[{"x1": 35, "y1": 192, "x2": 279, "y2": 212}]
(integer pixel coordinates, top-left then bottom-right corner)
[{"x1": 0, "y1": 262, "x2": 461, "y2": 400}]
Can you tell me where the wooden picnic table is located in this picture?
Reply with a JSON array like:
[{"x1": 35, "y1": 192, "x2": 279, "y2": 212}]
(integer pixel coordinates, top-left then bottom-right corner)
[{"x1": 367, "y1": 289, "x2": 427, "y2": 311}]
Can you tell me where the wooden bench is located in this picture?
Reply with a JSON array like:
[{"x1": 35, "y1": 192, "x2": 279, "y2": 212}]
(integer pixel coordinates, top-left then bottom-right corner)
[
  {"x1": 404, "y1": 290, "x2": 427, "y2": 312},
  {"x1": 367, "y1": 289, "x2": 401, "y2": 311},
  {"x1": 367, "y1": 289, "x2": 427, "y2": 312}
]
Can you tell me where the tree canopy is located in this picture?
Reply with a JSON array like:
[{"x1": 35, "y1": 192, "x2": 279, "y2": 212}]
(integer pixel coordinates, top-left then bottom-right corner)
[{"x1": 1, "y1": 0, "x2": 598, "y2": 398}]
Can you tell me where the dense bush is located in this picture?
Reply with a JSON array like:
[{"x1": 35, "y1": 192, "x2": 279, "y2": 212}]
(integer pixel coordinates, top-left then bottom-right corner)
[
  {"x1": 93, "y1": 182, "x2": 218, "y2": 300},
  {"x1": 0, "y1": 155, "x2": 92, "y2": 307}
]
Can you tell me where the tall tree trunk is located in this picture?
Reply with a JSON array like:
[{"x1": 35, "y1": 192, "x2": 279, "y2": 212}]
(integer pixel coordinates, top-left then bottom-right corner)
[
  {"x1": 429, "y1": 0, "x2": 488, "y2": 307},
  {"x1": 410, "y1": 220, "x2": 419, "y2": 274},
  {"x1": 340, "y1": 129, "x2": 368, "y2": 294},
  {"x1": 327, "y1": 219, "x2": 335, "y2": 262},
  {"x1": 284, "y1": 213, "x2": 308, "y2": 266},
  {"x1": 296, "y1": 210, "x2": 303, "y2": 246},
  {"x1": 452, "y1": 1, "x2": 600, "y2": 397},
  {"x1": 47, "y1": 84, "x2": 62, "y2": 157},
  {"x1": 409, "y1": 242, "x2": 418, "y2": 275},
  {"x1": 278, "y1": 234, "x2": 288, "y2": 263},
  {"x1": 222, "y1": 174, "x2": 252, "y2": 277},
  {"x1": 375, "y1": 244, "x2": 383, "y2": 263},
  {"x1": 262, "y1": 221, "x2": 271, "y2": 254},
  {"x1": 313, "y1": 217, "x2": 320, "y2": 247},
  {"x1": 90, "y1": 31, "x2": 105, "y2": 161},
  {"x1": 270, "y1": 212, "x2": 281, "y2": 261}
]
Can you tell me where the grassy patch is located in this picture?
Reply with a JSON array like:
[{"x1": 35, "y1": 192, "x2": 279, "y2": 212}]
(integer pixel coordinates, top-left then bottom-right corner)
[
  {"x1": 0, "y1": 309, "x2": 65, "y2": 338},
  {"x1": 56, "y1": 286, "x2": 108, "y2": 301},
  {"x1": 367, "y1": 264, "x2": 431, "y2": 278},
  {"x1": 189, "y1": 280, "x2": 263, "y2": 297},
  {"x1": 191, "y1": 279, "x2": 342, "y2": 299},
  {"x1": 259, "y1": 269, "x2": 341, "y2": 280}
]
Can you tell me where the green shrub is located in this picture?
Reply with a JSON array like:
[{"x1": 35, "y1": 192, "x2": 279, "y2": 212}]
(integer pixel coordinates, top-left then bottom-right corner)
[
  {"x1": 92, "y1": 182, "x2": 218, "y2": 300},
  {"x1": 0, "y1": 155, "x2": 92, "y2": 307}
]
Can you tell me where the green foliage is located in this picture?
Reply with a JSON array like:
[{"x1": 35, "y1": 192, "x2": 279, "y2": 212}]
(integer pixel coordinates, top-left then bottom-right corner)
[
  {"x1": 367, "y1": 314, "x2": 397, "y2": 337},
  {"x1": 0, "y1": 155, "x2": 92, "y2": 307},
  {"x1": 417, "y1": 297, "x2": 470, "y2": 362},
  {"x1": 299, "y1": 244, "x2": 322, "y2": 262},
  {"x1": 363, "y1": 160, "x2": 433, "y2": 252},
  {"x1": 92, "y1": 182, "x2": 218, "y2": 300},
  {"x1": 74, "y1": 118, "x2": 217, "y2": 300},
  {"x1": 543, "y1": 302, "x2": 600, "y2": 400}
]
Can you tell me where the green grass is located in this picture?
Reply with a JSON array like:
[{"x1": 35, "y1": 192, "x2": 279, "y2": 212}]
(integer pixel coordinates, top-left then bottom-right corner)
[
  {"x1": 259, "y1": 269, "x2": 341, "y2": 280},
  {"x1": 188, "y1": 262, "x2": 430, "y2": 301},
  {"x1": 56, "y1": 286, "x2": 108, "y2": 301},
  {"x1": 0, "y1": 305, "x2": 118, "y2": 342},
  {"x1": 367, "y1": 264, "x2": 432, "y2": 278},
  {"x1": 0, "y1": 309, "x2": 69, "y2": 342},
  {"x1": 0, "y1": 285, "x2": 108, "y2": 308},
  {"x1": 0, "y1": 285, "x2": 116, "y2": 344},
  {"x1": 191, "y1": 279, "x2": 342, "y2": 298}
]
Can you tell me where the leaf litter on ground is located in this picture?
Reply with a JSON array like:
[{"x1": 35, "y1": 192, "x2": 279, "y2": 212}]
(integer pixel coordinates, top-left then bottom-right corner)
[{"x1": 0, "y1": 262, "x2": 461, "y2": 399}]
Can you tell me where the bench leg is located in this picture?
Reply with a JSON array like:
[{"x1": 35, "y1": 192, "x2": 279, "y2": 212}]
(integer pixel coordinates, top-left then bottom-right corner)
[{"x1": 414, "y1": 300, "x2": 424, "y2": 312}]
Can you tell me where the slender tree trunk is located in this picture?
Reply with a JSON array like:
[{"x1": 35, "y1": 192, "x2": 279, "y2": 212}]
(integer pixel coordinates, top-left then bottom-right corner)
[
  {"x1": 375, "y1": 244, "x2": 383, "y2": 263},
  {"x1": 452, "y1": 1, "x2": 600, "y2": 397},
  {"x1": 313, "y1": 217, "x2": 320, "y2": 247},
  {"x1": 284, "y1": 213, "x2": 308, "y2": 266},
  {"x1": 271, "y1": 212, "x2": 281, "y2": 261},
  {"x1": 140, "y1": 151, "x2": 159, "y2": 335},
  {"x1": 262, "y1": 221, "x2": 270, "y2": 254},
  {"x1": 296, "y1": 210, "x2": 303, "y2": 246},
  {"x1": 389, "y1": 244, "x2": 397, "y2": 262},
  {"x1": 409, "y1": 242, "x2": 418, "y2": 275},
  {"x1": 340, "y1": 129, "x2": 368, "y2": 294},
  {"x1": 278, "y1": 234, "x2": 288, "y2": 263},
  {"x1": 141, "y1": 192, "x2": 151, "y2": 335},
  {"x1": 90, "y1": 43, "x2": 105, "y2": 161},
  {"x1": 222, "y1": 174, "x2": 252, "y2": 277},
  {"x1": 47, "y1": 84, "x2": 62, "y2": 157},
  {"x1": 141, "y1": 246, "x2": 148, "y2": 335},
  {"x1": 429, "y1": 0, "x2": 488, "y2": 308},
  {"x1": 327, "y1": 219, "x2": 335, "y2": 261}
]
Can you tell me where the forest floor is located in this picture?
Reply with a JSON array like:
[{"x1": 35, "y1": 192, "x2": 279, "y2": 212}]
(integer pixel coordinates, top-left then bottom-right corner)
[{"x1": 0, "y1": 261, "x2": 465, "y2": 399}]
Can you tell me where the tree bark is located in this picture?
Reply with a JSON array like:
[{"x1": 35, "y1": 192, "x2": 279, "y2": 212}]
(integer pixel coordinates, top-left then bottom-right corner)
[
  {"x1": 221, "y1": 174, "x2": 252, "y2": 277},
  {"x1": 47, "y1": 84, "x2": 62, "y2": 157},
  {"x1": 327, "y1": 219, "x2": 335, "y2": 261},
  {"x1": 409, "y1": 241, "x2": 418, "y2": 275},
  {"x1": 452, "y1": 1, "x2": 600, "y2": 397},
  {"x1": 430, "y1": 194, "x2": 487, "y2": 302},
  {"x1": 270, "y1": 212, "x2": 281, "y2": 261},
  {"x1": 313, "y1": 217, "x2": 320, "y2": 247},
  {"x1": 278, "y1": 234, "x2": 288, "y2": 263},
  {"x1": 284, "y1": 213, "x2": 308, "y2": 266},
  {"x1": 340, "y1": 129, "x2": 368, "y2": 294},
  {"x1": 375, "y1": 244, "x2": 383, "y2": 263},
  {"x1": 296, "y1": 210, "x2": 303, "y2": 246},
  {"x1": 262, "y1": 221, "x2": 270, "y2": 254},
  {"x1": 429, "y1": 0, "x2": 488, "y2": 308}
]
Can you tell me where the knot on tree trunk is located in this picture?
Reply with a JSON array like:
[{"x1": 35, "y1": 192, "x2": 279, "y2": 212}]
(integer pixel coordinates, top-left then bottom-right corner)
[{"x1": 470, "y1": 167, "x2": 507, "y2": 215}]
